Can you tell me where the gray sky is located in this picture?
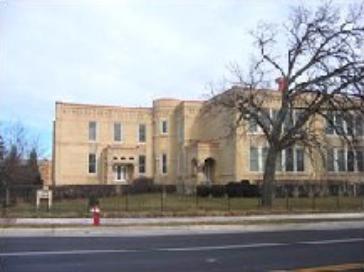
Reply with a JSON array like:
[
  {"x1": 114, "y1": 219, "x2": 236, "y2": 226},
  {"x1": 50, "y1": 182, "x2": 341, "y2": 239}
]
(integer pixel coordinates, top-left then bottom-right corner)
[{"x1": 0, "y1": 0, "x2": 346, "y2": 157}]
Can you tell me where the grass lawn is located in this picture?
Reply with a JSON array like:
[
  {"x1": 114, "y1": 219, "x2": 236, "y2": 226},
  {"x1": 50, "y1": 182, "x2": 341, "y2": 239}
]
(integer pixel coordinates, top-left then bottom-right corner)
[{"x1": 1, "y1": 194, "x2": 363, "y2": 218}]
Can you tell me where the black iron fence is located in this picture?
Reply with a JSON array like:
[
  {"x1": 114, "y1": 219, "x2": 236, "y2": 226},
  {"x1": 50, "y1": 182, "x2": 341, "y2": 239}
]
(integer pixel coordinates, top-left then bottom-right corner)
[{"x1": 0, "y1": 181, "x2": 364, "y2": 218}]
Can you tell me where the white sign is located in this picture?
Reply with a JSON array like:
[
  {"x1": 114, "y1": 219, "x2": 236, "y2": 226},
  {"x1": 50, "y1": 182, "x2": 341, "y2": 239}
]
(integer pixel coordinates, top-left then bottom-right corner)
[{"x1": 36, "y1": 189, "x2": 53, "y2": 210}]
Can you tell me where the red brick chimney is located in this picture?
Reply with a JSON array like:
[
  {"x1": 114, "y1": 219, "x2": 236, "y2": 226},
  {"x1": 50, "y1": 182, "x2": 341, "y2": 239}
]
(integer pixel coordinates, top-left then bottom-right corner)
[{"x1": 275, "y1": 77, "x2": 287, "y2": 92}]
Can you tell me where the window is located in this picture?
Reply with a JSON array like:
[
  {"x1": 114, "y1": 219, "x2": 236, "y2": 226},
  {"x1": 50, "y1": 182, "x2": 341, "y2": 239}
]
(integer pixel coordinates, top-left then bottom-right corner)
[
  {"x1": 161, "y1": 120, "x2": 168, "y2": 134},
  {"x1": 357, "y1": 150, "x2": 364, "y2": 172},
  {"x1": 325, "y1": 112, "x2": 334, "y2": 135},
  {"x1": 355, "y1": 116, "x2": 363, "y2": 136},
  {"x1": 250, "y1": 147, "x2": 259, "y2": 171},
  {"x1": 138, "y1": 155, "x2": 146, "y2": 174},
  {"x1": 250, "y1": 146, "x2": 304, "y2": 172},
  {"x1": 283, "y1": 111, "x2": 294, "y2": 132},
  {"x1": 327, "y1": 149, "x2": 335, "y2": 172},
  {"x1": 335, "y1": 113, "x2": 345, "y2": 136},
  {"x1": 347, "y1": 150, "x2": 355, "y2": 172},
  {"x1": 337, "y1": 149, "x2": 346, "y2": 172},
  {"x1": 89, "y1": 121, "x2": 97, "y2": 141},
  {"x1": 346, "y1": 118, "x2": 354, "y2": 136},
  {"x1": 138, "y1": 124, "x2": 146, "y2": 143},
  {"x1": 275, "y1": 151, "x2": 282, "y2": 171},
  {"x1": 261, "y1": 147, "x2": 268, "y2": 171},
  {"x1": 296, "y1": 148, "x2": 304, "y2": 172},
  {"x1": 162, "y1": 153, "x2": 167, "y2": 174},
  {"x1": 114, "y1": 122, "x2": 122, "y2": 142},
  {"x1": 88, "y1": 153, "x2": 96, "y2": 174},
  {"x1": 249, "y1": 118, "x2": 258, "y2": 132},
  {"x1": 325, "y1": 112, "x2": 364, "y2": 136},
  {"x1": 282, "y1": 147, "x2": 305, "y2": 172},
  {"x1": 285, "y1": 148, "x2": 294, "y2": 171}
]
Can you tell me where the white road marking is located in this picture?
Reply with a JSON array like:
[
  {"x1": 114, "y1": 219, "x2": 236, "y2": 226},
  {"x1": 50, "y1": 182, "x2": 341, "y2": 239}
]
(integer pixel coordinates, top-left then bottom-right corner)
[
  {"x1": 299, "y1": 237, "x2": 364, "y2": 245},
  {"x1": 157, "y1": 243, "x2": 286, "y2": 252},
  {"x1": 1, "y1": 237, "x2": 363, "y2": 257},
  {"x1": 0, "y1": 249, "x2": 137, "y2": 257}
]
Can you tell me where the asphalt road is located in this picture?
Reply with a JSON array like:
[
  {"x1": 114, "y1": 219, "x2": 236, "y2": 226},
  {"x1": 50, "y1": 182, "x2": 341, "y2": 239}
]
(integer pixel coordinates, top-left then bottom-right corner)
[{"x1": 0, "y1": 228, "x2": 363, "y2": 272}]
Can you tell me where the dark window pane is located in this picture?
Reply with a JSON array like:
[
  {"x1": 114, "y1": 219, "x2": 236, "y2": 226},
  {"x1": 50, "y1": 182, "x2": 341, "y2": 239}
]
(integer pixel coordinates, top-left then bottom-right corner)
[
  {"x1": 335, "y1": 113, "x2": 345, "y2": 135},
  {"x1": 325, "y1": 112, "x2": 334, "y2": 135},
  {"x1": 250, "y1": 147, "x2": 259, "y2": 171},
  {"x1": 162, "y1": 154, "x2": 167, "y2": 174},
  {"x1": 262, "y1": 147, "x2": 268, "y2": 171},
  {"x1": 114, "y1": 123, "x2": 121, "y2": 141},
  {"x1": 89, "y1": 121, "x2": 97, "y2": 141},
  {"x1": 88, "y1": 153, "x2": 96, "y2": 174},
  {"x1": 327, "y1": 149, "x2": 335, "y2": 172},
  {"x1": 275, "y1": 151, "x2": 282, "y2": 171},
  {"x1": 355, "y1": 116, "x2": 363, "y2": 136},
  {"x1": 357, "y1": 151, "x2": 364, "y2": 172},
  {"x1": 249, "y1": 118, "x2": 257, "y2": 132},
  {"x1": 285, "y1": 148, "x2": 294, "y2": 171},
  {"x1": 139, "y1": 155, "x2": 146, "y2": 174},
  {"x1": 296, "y1": 148, "x2": 304, "y2": 172},
  {"x1": 337, "y1": 149, "x2": 346, "y2": 171},
  {"x1": 139, "y1": 124, "x2": 146, "y2": 142},
  {"x1": 161, "y1": 121, "x2": 168, "y2": 134},
  {"x1": 347, "y1": 150, "x2": 355, "y2": 172}
]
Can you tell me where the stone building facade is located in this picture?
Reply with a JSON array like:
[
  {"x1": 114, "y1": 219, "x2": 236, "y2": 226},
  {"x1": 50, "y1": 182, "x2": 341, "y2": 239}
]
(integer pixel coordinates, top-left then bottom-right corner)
[{"x1": 52, "y1": 89, "x2": 364, "y2": 192}]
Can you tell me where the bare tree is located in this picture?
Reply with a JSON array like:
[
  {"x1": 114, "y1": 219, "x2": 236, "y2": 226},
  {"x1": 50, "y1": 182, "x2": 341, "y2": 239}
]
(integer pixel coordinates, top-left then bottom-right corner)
[
  {"x1": 0, "y1": 122, "x2": 44, "y2": 206},
  {"x1": 211, "y1": 2, "x2": 364, "y2": 207}
]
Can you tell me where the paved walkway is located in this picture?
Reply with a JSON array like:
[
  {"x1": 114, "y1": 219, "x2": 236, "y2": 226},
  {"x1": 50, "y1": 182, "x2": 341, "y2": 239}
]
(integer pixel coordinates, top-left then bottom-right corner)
[
  {"x1": 1, "y1": 212, "x2": 364, "y2": 226},
  {"x1": 1, "y1": 213, "x2": 364, "y2": 237}
]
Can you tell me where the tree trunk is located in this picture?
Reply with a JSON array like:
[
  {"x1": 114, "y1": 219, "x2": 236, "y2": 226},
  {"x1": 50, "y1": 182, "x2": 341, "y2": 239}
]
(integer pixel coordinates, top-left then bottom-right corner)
[{"x1": 261, "y1": 147, "x2": 278, "y2": 207}]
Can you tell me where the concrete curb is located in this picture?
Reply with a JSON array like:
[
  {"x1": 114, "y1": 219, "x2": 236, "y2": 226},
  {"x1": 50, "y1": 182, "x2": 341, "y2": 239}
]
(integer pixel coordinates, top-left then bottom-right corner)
[
  {"x1": 1, "y1": 212, "x2": 364, "y2": 226},
  {"x1": 1, "y1": 220, "x2": 364, "y2": 237}
]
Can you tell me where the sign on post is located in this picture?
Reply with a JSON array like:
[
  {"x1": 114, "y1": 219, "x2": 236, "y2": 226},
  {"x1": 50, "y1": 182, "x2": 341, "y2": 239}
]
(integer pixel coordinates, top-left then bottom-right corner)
[{"x1": 36, "y1": 187, "x2": 52, "y2": 210}]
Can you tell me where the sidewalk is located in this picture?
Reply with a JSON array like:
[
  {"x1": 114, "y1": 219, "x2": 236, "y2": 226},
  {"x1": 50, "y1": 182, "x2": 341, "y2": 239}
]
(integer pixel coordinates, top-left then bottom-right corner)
[
  {"x1": 1, "y1": 220, "x2": 364, "y2": 237},
  {"x1": 1, "y1": 212, "x2": 364, "y2": 227}
]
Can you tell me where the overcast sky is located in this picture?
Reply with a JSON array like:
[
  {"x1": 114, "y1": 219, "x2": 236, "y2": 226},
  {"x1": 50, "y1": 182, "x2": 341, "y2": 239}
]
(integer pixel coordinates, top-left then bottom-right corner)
[{"x1": 0, "y1": 0, "x2": 347, "y2": 157}]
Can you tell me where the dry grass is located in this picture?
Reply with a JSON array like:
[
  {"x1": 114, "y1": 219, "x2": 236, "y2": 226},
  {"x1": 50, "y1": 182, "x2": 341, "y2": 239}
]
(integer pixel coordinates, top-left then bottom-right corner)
[{"x1": 1, "y1": 194, "x2": 363, "y2": 218}]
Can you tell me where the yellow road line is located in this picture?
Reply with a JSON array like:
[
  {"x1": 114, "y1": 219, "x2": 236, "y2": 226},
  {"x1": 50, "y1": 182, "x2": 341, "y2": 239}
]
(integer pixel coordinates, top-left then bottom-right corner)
[{"x1": 292, "y1": 263, "x2": 364, "y2": 271}]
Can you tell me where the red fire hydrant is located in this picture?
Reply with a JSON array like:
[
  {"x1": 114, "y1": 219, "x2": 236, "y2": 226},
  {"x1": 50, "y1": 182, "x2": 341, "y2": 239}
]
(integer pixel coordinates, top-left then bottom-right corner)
[{"x1": 90, "y1": 205, "x2": 100, "y2": 226}]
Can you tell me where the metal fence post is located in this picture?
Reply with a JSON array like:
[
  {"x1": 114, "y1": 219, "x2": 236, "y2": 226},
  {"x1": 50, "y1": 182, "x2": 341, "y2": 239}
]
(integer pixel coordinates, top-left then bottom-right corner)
[
  {"x1": 312, "y1": 194, "x2": 316, "y2": 210},
  {"x1": 160, "y1": 185, "x2": 164, "y2": 214},
  {"x1": 195, "y1": 192, "x2": 198, "y2": 209},
  {"x1": 336, "y1": 194, "x2": 340, "y2": 210},
  {"x1": 125, "y1": 186, "x2": 129, "y2": 212}
]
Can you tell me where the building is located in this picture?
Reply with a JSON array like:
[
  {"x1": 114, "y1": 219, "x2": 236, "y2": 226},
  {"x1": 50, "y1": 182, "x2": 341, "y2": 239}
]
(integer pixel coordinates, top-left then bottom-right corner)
[{"x1": 52, "y1": 88, "x2": 364, "y2": 193}]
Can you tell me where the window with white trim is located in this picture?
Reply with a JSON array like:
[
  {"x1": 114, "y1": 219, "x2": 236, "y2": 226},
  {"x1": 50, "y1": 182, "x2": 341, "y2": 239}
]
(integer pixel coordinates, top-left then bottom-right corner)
[
  {"x1": 138, "y1": 124, "x2": 146, "y2": 143},
  {"x1": 326, "y1": 112, "x2": 363, "y2": 136},
  {"x1": 161, "y1": 120, "x2": 168, "y2": 134},
  {"x1": 250, "y1": 147, "x2": 259, "y2": 171},
  {"x1": 114, "y1": 122, "x2": 122, "y2": 142},
  {"x1": 326, "y1": 148, "x2": 364, "y2": 172},
  {"x1": 89, "y1": 121, "x2": 97, "y2": 141}
]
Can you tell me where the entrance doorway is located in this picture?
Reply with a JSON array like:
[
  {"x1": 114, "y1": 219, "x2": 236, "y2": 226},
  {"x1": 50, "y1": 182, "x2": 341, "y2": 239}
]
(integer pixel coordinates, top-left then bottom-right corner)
[
  {"x1": 114, "y1": 164, "x2": 134, "y2": 183},
  {"x1": 115, "y1": 165, "x2": 127, "y2": 182},
  {"x1": 203, "y1": 158, "x2": 216, "y2": 185}
]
